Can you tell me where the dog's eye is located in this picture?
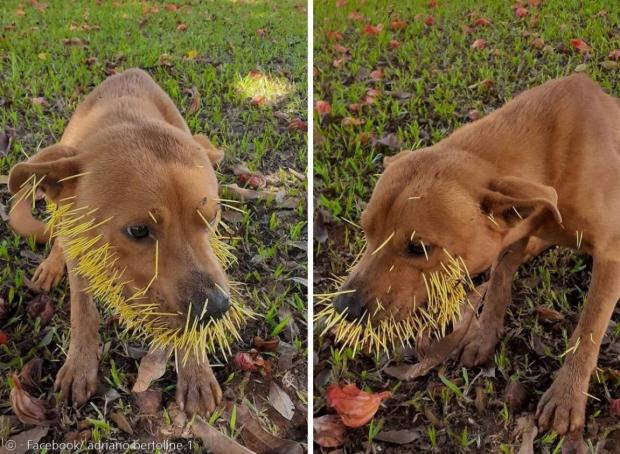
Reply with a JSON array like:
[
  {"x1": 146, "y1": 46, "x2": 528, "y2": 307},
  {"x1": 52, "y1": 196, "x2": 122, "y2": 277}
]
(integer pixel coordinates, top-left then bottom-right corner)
[
  {"x1": 406, "y1": 241, "x2": 431, "y2": 257},
  {"x1": 126, "y1": 225, "x2": 150, "y2": 240}
]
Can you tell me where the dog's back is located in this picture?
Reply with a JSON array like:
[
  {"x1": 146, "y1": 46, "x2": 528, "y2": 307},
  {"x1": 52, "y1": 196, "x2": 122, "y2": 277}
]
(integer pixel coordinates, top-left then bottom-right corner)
[{"x1": 62, "y1": 69, "x2": 190, "y2": 149}]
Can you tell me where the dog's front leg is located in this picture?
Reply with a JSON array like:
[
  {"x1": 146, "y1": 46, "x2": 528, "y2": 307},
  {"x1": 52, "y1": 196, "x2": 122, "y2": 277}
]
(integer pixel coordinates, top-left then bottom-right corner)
[
  {"x1": 33, "y1": 240, "x2": 65, "y2": 291},
  {"x1": 54, "y1": 271, "x2": 100, "y2": 406},
  {"x1": 536, "y1": 257, "x2": 620, "y2": 434},
  {"x1": 176, "y1": 353, "x2": 223, "y2": 416},
  {"x1": 460, "y1": 238, "x2": 530, "y2": 366}
]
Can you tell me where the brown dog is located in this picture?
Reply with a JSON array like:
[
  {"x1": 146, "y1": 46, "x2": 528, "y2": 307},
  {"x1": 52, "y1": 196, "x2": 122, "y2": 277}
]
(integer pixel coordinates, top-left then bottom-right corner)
[
  {"x1": 333, "y1": 74, "x2": 620, "y2": 435},
  {"x1": 8, "y1": 68, "x2": 229, "y2": 415}
]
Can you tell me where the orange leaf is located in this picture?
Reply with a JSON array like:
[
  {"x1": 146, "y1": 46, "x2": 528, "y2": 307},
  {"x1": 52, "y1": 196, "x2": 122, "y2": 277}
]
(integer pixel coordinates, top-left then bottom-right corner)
[
  {"x1": 474, "y1": 18, "x2": 491, "y2": 26},
  {"x1": 424, "y1": 16, "x2": 435, "y2": 26},
  {"x1": 370, "y1": 68, "x2": 384, "y2": 80},
  {"x1": 536, "y1": 306, "x2": 565, "y2": 323},
  {"x1": 389, "y1": 39, "x2": 401, "y2": 49},
  {"x1": 256, "y1": 28, "x2": 267, "y2": 36},
  {"x1": 531, "y1": 37, "x2": 545, "y2": 49},
  {"x1": 609, "y1": 49, "x2": 620, "y2": 60},
  {"x1": 336, "y1": 0, "x2": 347, "y2": 7},
  {"x1": 0, "y1": 330, "x2": 7, "y2": 345},
  {"x1": 315, "y1": 100, "x2": 331, "y2": 115},
  {"x1": 326, "y1": 30, "x2": 343, "y2": 41},
  {"x1": 333, "y1": 44, "x2": 349, "y2": 53},
  {"x1": 348, "y1": 11, "x2": 364, "y2": 21},
  {"x1": 528, "y1": 0, "x2": 540, "y2": 6},
  {"x1": 250, "y1": 95, "x2": 267, "y2": 107},
  {"x1": 362, "y1": 24, "x2": 383, "y2": 36},
  {"x1": 176, "y1": 23, "x2": 187, "y2": 32},
  {"x1": 164, "y1": 3, "x2": 179, "y2": 11},
  {"x1": 390, "y1": 18, "x2": 407, "y2": 30},
  {"x1": 428, "y1": 0, "x2": 437, "y2": 8},
  {"x1": 471, "y1": 38, "x2": 486, "y2": 50},
  {"x1": 570, "y1": 38, "x2": 592, "y2": 54},
  {"x1": 326, "y1": 383, "x2": 391, "y2": 428}
]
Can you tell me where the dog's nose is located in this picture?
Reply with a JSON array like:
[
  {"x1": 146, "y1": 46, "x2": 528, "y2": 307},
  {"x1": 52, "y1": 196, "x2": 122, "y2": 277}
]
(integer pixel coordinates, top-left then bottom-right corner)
[
  {"x1": 190, "y1": 286, "x2": 230, "y2": 324},
  {"x1": 333, "y1": 291, "x2": 364, "y2": 321}
]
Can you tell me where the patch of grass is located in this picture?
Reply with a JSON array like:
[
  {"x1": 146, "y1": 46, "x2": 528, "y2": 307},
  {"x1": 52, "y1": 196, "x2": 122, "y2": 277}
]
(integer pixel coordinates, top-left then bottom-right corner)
[
  {"x1": 0, "y1": 0, "x2": 306, "y2": 447},
  {"x1": 314, "y1": 0, "x2": 620, "y2": 452}
]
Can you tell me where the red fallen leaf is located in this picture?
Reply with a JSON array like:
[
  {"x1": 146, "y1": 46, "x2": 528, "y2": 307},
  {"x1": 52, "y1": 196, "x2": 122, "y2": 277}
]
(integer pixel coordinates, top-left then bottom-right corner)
[
  {"x1": 333, "y1": 44, "x2": 349, "y2": 53},
  {"x1": 164, "y1": 3, "x2": 179, "y2": 11},
  {"x1": 341, "y1": 117, "x2": 364, "y2": 127},
  {"x1": 332, "y1": 57, "x2": 348, "y2": 68},
  {"x1": 336, "y1": 0, "x2": 346, "y2": 6},
  {"x1": 390, "y1": 18, "x2": 407, "y2": 30},
  {"x1": 327, "y1": 30, "x2": 343, "y2": 41},
  {"x1": 611, "y1": 398, "x2": 620, "y2": 416},
  {"x1": 424, "y1": 16, "x2": 435, "y2": 26},
  {"x1": 570, "y1": 39, "x2": 592, "y2": 54},
  {"x1": 370, "y1": 68, "x2": 384, "y2": 80},
  {"x1": 256, "y1": 28, "x2": 267, "y2": 36},
  {"x1": 531, "y1": 37, "x2": 545, "y2": 49},
  {"x1": 10, "y1": 374, "x2": 56, "y2": 425},
  {"x1": 536, "y1": 306, "x2": 565, "y2": 323},
  {"x1": 389, "y1": 39, "x2": 401, "y2": 49},
  {"x1": 326, "y1": 383, "x2": 391, "y2": 428},
  {"x1": 176, "y1": 23, "x2": 187, "y2": 32},
  {"x1": 314, "y1": 414, "x2": 346, "y2": 448},
  {"x1": 348, "y1": 11, "x2": 364, "y2": 21},
  {"x1": 234, "y1": 352, "x2": 258, "y2": 371},
  {"x1": 471, "y1": 38, "x2": 486, "y2": 50},
  {"x1": 348, "y1": 103, "x2": 362, "y2": 111},
  {"x1": 253, "y1": 336, "x2": 280, "y2": 352},
  {"x1": 428, "y1": 0, "x2": 437, "y2": 7},
  {"x1": 528, "y1": 0, "x2": 540, "y2": 6},
  {"x1": 0, "y1": 330, "x2": 7, "y2": 345},
  {"x1": 315, "y1": 100, "x2": 331, "y2": 116},
  {"x1": 515, "y1": 6, "x2": 528, "y2": 17},
  {"x1": 362, "y1": 24, "x2": 383, "y2": 36},
  {"x1": 287, "y1": 117, "x2": 307, "y2": 132},
  {"x1": 609, "y1": 50, "x2": 620, "y2": 60},
  {"x1": 474, "y1": 18, "x2": 491, "y2": 26}
]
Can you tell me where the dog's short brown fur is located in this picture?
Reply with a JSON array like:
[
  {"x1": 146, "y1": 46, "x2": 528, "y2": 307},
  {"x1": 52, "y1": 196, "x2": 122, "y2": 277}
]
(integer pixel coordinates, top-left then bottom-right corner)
[
  {"x1": 334, "y1": 74, "x2": 620, "y2": 435},
  {"x1": 8, "y1": 69, "x2": 230, "y2": 415}
]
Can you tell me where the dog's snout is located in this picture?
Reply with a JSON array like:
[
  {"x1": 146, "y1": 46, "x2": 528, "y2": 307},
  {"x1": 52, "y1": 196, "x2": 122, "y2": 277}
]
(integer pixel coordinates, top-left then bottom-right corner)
[
  {"x1": 190, "y1": 286, "x2": 230, "y2": 323},
  {"x1": 333, "y1": 291, "x2": 364, "y2": 321}
]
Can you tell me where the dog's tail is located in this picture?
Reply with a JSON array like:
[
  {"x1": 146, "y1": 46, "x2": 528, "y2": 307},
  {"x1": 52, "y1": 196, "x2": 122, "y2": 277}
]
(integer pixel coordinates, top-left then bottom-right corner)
[{"x1": 8, "y1": 195, "x2": 50, "y2": 244}]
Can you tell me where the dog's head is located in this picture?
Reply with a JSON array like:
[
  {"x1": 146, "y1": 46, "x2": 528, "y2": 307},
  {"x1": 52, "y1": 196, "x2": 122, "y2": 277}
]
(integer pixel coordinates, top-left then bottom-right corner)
[
  {"x1": 333, "y1": 147, "x2": 562, "y2": 337},
  {"x1": 8, "y1": 125, "x2": 231, "y2": 332}
]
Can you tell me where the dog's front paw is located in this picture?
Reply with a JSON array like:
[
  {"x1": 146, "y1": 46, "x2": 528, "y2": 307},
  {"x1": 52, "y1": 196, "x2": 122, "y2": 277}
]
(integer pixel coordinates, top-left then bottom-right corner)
[
  {"x1": 176, "y1": 360, "x2": 222, "y2": 416},
  {"x1": 536, "y1": 369, "x2": 587, "y2": 434},
  {"x1": 33, "y1": 254, "x2": 65, "y2": 291},
  {"x1": 54, "y1": 355, "x2": 98, "y2": 407},
  {"x1": 459, "y1": 323, "x2": 501, "y2": 367}
]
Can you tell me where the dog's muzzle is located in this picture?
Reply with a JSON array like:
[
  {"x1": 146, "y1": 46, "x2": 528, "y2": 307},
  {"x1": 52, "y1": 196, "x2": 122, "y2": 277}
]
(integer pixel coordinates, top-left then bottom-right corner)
[{"x1": 189, "y1": 286, "x2": 231, "y2": 324}]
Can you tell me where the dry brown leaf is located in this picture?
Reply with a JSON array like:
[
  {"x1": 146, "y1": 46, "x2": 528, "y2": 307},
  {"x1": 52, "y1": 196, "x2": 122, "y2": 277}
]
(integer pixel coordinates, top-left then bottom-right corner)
[
  {"x1": 268, "y1": 382, "x2": 294, "y2": 420},
  {"x1": 10, "y1": 374, "x2": 56, "y2": 426},
  {"x1": 19, "y1": 358, "x2": 43, "y2": 392},
  {"x1": 191, "y1": 417, "x2": 256, "y2": 454},
  {"x1": 374, "y1": 429, "x2": 421, "y2": 444},
  {"x1": 110, "y1": 411, "x2": 133, "y2": 434},
  {"x1": 313, "y1": 414, "x2": 346, "y2": 448},
  {"x1": 3, "y1": 426, "x2": 49, "y2": 454},
  {"x1": 187, "y1": 87, "x2": 201, "y2": 115},
  {"x1": 235, "y1": 404, "x2": 303, "y2": 454}
]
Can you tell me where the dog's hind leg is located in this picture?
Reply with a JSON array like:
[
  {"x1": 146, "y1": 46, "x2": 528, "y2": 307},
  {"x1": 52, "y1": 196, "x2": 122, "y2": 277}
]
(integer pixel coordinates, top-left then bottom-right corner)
[
  {"x1": 32, "y1": 240, "x2": 65, "y2": 292},
  {"x1": 459, "y1": 237, "x2": 547, "y2": 367},
  {"x1": 537, "y1": 257, "x2": 620, "y2": 434},
  {"x1": 54, "y1": 272, "x2": 100, "y2": 406}
]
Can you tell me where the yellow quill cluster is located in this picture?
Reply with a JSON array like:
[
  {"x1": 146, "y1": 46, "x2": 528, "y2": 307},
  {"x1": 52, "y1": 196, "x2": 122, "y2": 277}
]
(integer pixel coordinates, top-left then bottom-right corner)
[
  {"x1": 45, "y1": 200, "x2": 254, "y2": 363},
  {"x1": 314, "y1": 251, "x2": 476, "y2": 357}
]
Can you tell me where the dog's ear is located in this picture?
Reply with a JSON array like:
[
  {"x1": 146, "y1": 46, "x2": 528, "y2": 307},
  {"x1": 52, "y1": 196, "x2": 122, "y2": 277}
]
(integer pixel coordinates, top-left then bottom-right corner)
[
  {"x1": 193, "y1": 134, "x2": 224, "y2": 165},
  {"x1": 8, "y1": 144, "x2": 82, "y2": 200},
  {"x1": 383, "y1": 150, "x2": 411, "y2": 168},
  {"x1": 481, "y1": 176, "x2": 562, "y2": 237}
]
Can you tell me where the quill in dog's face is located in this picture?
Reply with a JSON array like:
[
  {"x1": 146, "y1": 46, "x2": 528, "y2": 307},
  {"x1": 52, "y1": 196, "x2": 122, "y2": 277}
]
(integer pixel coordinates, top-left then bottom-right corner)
[
  {"x1": 8, "y1": 126, "x2": 229, "y2": 329},
  {"x1": 334, "y1": 148, "x2": 561, "y2": 329}
]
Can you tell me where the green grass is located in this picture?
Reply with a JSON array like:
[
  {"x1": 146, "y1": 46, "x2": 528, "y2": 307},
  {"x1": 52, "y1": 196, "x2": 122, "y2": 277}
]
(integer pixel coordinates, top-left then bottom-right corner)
[
  {"x1": 314, "y1": 0, "x2": 620, "y2": 452},
  {"x1": 0, "y1": 0, "x2": 306, "y2": 447}
]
